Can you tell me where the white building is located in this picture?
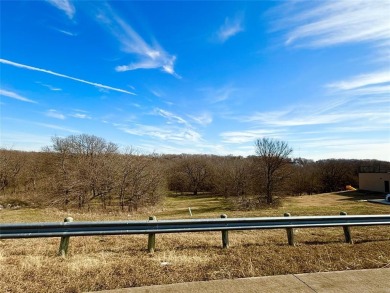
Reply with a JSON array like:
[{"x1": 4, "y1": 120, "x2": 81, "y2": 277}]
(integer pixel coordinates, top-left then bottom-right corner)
[{"x1": 359, "y1": 173, "x2": 390, "y2": 193}]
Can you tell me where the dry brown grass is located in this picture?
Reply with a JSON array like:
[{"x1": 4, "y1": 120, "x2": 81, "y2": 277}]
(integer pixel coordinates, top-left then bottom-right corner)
[{"x1": 1, "y1": 191, "x2": 389, "y2": 293}]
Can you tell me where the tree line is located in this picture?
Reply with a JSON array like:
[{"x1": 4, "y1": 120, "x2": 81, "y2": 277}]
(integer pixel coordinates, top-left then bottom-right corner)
[{"x1": 1, "y1": 134, "x2": 389, "y2": 210}]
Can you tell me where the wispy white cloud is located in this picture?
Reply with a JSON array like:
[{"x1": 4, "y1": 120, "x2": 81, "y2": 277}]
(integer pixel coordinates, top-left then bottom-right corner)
[
  {"x1": 188, "y1": 112, "x2": 213, "y2": 126},
  {"x1": 150, "y1": 89, "x2": 163, "y2": 98},
  {"x1": 69, "y1": 109, "x2": 92, "y2": 119},
  {"x1": 0, "y1": 58, "x2": 135, "y2": 95},
  {"x1": 130, "y1": 103, "x2": 142, "y2": 109},
  {"x1": 36, "y1": 81, "x2": 62, "y2": 91},
  {"x1": 282, "y1": 0, "x2": 390, "y2": 49},
  {"x1": 322, "y1": 124, "x2": 390, "y2": 134},
  {"x1": 95, "y1": 4, "x2": 179, "y2": 77},
  {"x1": 136, "y1": 141, "x2": 252, "y2": 157},
  {"x1": 325, "y1": 69, "x2": 390, "y2": 109},
  {"x1": 3, "y1": 117, "x2": 79, "y2": 134},
  {"x1": 114, "y1": 108, "x2": 202, "y2": 143},
  {"x1": 327, "y1": 70, "x2": 390, "y2": 90},
  {"x1": 215, "y1": 13, "x2": 244, "y2": 43},
  {"x1": 0, "y1": 89, "x2": 37, "y2": 103},
  {"x1": 246, "y1": 112, "x2": 331, "y2": 127},
  {"x1": 35, "y1": 122, "x2": 79, "y2": 133},
  {"x1": 348, "y1": 85, "x2": 390, "y2": 97},
  {"x1": 154, "y1": 108, "x2": 189, "y2": 126},
  {"x1": 148, "y1": 89, "x2": 175, "y2": 106},
  {"x1": 46, "y1": 0, "x2": 75, "y2": 19},
  {"x1": 220, "y1": 129, "x2": 282, "y2": 144},
  {"x1": 223, "y1": 89, "x2": 389, "y2": 157},
  {"x1": 70, "y1": 113, "x2": 92, "y2": 119},
  {"x1": 263, "y1": 0, "x2": 390, "y2": 161},
  {"x1": 134, "y1": 142, "x2": 203, "y2": 155},
  {"x1": 244, "y1": 108, "x2": 390, "y2": 127},
  {"x1": 119, "y1": 124, "x2": 202, "y2": 143},
  {"x1": 220, "y1": 108, "x2": 390, "y2": 158},
  {"x1": 116, "y1": 56, "x2": 179, "y2": 78},
  {"x1": 201, "y1": 84, "x2": 238, "y2": 103},
  {"x1": 54, "y1": 28, "x2": 77, "y2": 36},
  {"x1": 46, "y1": 109, "x2": 66, "y2": 120},
  {"x1": 291, "y1": 137, "x2": 390, "y2": 161}
]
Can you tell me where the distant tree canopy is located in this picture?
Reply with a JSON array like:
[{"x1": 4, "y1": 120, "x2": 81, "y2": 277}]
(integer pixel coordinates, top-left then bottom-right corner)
[
  {"x1": 1, "y1": 134, "x2": 390, "y2": 211},
  {"x1": 0, "y1": 149, "x2": 24, "y2": 193},
  {"x1": 166, "y1": 154, "x2": 214, "y2": 195},
  {"x1": 43, "y1": 134, "x2": 165, "y2": 210}
]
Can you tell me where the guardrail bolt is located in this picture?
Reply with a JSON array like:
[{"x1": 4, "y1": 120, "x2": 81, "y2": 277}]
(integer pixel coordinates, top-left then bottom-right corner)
[
  {"x1": 284, "y1": 213, "x2": 295, "y2": 246},
  {"x1": 340, "y1": 212, "x2": 353, "y2": 244},
  {"x1": 220, "y1": 214, "x2": 229, "y2": 249},
  {"x1": 58, "y1": 217, "x2": 73, "y2": 257},
  {"x1": 148, "y1": 216, "x2": 157, "y2": 253}
]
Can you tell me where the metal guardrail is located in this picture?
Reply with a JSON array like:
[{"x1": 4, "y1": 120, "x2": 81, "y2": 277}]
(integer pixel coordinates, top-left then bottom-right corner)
[
  {"x1": 1, "y1": 215, "x2": 390, "y2": 239},
  {"x1": 1, "y1": 214, "x2": 389, "y2": 256}
]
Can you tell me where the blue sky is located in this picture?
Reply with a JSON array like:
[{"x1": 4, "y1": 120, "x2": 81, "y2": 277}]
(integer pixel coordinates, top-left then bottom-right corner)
[{"x1": 1, "y1": 0, "x2": 389, "y2": 160}]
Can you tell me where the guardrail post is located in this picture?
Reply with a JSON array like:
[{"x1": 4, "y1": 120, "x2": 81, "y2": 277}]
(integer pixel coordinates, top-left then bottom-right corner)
[
  {"x1": 58, "y1": 217, "x2": 73, "y2": 257},
  {"x1": 284, "y1": 213, "x2": 295, "y2": 246},
  {"x1": 220, "y1": 214, "x2": 229, "y2": 249},
  {"x1": 340, "y1": 212, "x2": 353, "y2": 244},
  {"x1": 148, "y1": 216, "x2": 157, "y2": 253}
]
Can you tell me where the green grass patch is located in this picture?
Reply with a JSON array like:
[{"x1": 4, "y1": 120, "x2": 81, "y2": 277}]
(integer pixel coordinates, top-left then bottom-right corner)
[{"x1": 1, "y1": 191, "x2": 389, "y2": 223}]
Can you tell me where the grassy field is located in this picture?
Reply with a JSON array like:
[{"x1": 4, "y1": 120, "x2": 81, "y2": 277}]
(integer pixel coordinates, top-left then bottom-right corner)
[{"x1": 1, "y1": 191, "x2": 389, "y2": 293}]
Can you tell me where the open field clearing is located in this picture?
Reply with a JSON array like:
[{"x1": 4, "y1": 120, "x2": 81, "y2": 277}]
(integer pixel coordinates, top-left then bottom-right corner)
[{"x1": 1, "y1": 191, "x2": 389, "y2": 293}]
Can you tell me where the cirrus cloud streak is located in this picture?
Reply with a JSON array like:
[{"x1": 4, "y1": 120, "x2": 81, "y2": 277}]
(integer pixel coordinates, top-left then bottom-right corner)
[{"x1": 0, "y1": 58, "x2": 135, "y2": 95}]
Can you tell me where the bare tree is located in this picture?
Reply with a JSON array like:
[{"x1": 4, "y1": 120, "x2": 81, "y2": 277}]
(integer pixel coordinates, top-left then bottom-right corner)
[
  {"x1": 212, "y1": 156, "x2": 253, "y2": 209},
  {"x1": 254, "y1": 138, "x2": 293, "y2": 204},
  {"x1": 179, "y1": 155, "x2": 212, "y2": 195},
  {"x1": 289, "y1": 158, "x2": 319, "y2": 196},
  {"x1": 166, "y1": 164, "x2": 189, "y2": 195},
  {"x1": 48, "y1": 134, "x2": 118, "y2": 208},
  {"x1": 0, "y1": 149, "x2": 24, "y2": 193},
  {"x1": 213, "y1": 156, "x2": 249, "y2": 196},
  {"x1": 165, "y1": 154, "x2": 214, "y2": 195},
  {"x1": 316, "y1": 159, "x2": 352, "y2": 192},
  {"x1": 116, "y1": 150, "x2": 164, "y2": 211}
]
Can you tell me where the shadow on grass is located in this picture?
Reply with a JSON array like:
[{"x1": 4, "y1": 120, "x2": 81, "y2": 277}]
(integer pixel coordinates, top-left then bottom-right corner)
[
  {"x1": 237, "y1": 240, "x2": 346, "y2": 247},
  {"x1": 333, "y1": 190, "x2": 386, "y2": 201},
  {"x1": 167, "y1": 193, "x2": 218, "y2": 200},
  {"x1": 352, "y1": 238, "x2": 390, "y2": 244},
  {"x1": 190, "y1": 206, "x2": 234, "y2": 214},
  {"x1": 161, "y1": 245, "x2": 223, "y2": 251},
  {"x1": 299, "y1": 240, "x2": 346, "y2": 245},
  {"x1": 297, "y1": 237, "x2": 390, "y2": 245}
]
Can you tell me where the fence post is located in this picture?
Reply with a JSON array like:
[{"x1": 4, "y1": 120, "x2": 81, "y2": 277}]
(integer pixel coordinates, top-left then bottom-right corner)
[
  {"x1": 220, "y1": 214, "x2": 229, "y2": 249},
  {"x1": 340, "y1": 212, "x2": 353, "y2": 244},
  {"x1": 58, "y1": 217, "x2": 73, "y2": 257},
  {"x1": 284, "y1": 213, "x2": 295, "y2": 246},
  {"x1": 148, "y1": 216, "x2": 157, "y2": 253}
]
